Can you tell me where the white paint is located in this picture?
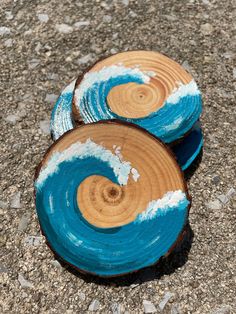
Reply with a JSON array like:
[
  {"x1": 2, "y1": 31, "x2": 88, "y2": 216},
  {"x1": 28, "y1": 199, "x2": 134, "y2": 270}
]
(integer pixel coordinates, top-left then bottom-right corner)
[
  {"x1": 35, "y1": 139, "x2": 139, "y2": 188},
  {"x1": 166, "y1": 80, "x2": 200, "y2": 105},
  {"x1": 137, "y1": 190, "x2": 187, "y2": 222},
  {"x1": 48, "y1": 194, "x2": 54, "y2": 213},
  {"x1": 74, "y1": 65, "x2": 152, "y2": 107},
  {"x1": 131, "y1": 168, "x2": 140, "y2": 182},
  {"x1": 164, "y1": 116, "x2": 183, "y2": 131}
]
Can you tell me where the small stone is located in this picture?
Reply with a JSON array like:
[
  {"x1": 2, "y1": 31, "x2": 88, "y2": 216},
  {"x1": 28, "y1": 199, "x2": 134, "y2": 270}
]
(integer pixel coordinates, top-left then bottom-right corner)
[
  {"x1": 18, "y1": 214, "x2": 30, "y2": 232},
  {"x1": 143, "y1": 300, "x2": 157, "y2": 313},
  {"x1": 110, "y1": 48, "x2": 118, "y2": 54},
  {"x1": 218, "y1": 188, "x2": 236, "y2": 204},
  {"x1": 39, "y1": 120, "x2": 51, "y2": 135},
  {"x1": 0, "y1": 200, "x2": 8, "y2": 209},
  {"x1": 78, "y1": 292, "x2": 86, "y2": 301},
  {"x1": 88, "y1": 299, "x2": 100, "y2": 311},
  {"x1": 10, "y1": 192, "x2": 21, "y2": 209},
  {"x1": 47, "y1": 73, "x2": 59, "y2": 81},
  {"x1": 182, "y1": 60, "x2": 192, "y2": 73},
  {"x1": 74, "y1": 21, "x2": 90, "y2": 28},
  {"x1": 103, "y1": 15, "x2": 112, "y2": 23},
  {"x1": 51, "y1": 260, "x2": 62, "y2": 268},
  {"x1": 212, "y1": 175, "x2": 220, "y2": 185},
  {"x1": 200, "y1": 23, "x2": 213, "y2": 35},
  {"x1": 5, "y1": 11, "x2": 13, "y2": 20},
  {"x1": 171, "y1": 305, "x2": 180, "y2": 314},
  {"x1": 121, "y1": 0, "x2": 129, "y2": 6},
  {"x1": 24, "y1": 236, "x2": 42, "y2": 246},
  {"x1": 159, "y1": 292, "x2": 174, "y2": 311},
  {"x1": 18, "y1": 274, "x2": 33, "y2": 288},
  {"x1": 111, "y1": 303, "x2": 121, "y2": 314},
  {"x1": 206, "y1": 199, "x2": 222, "y2": 210},
  {"x1": 77, "y1": 53, "x2": 93, "y2": 65},
  {"x1": 129, "y1": 10, "x2": 137, "y2": 18},
  {"x1": 28, "y1": 59, "x2": 40, "y2": 69},
  {"x1": 233, "y1": 68, "x2": 236, "y2": 79},
  {"x1": 55, "y1": 23, "x2": 73, "y2": 34},
  {"x1": 4, "y1": 114, "x2": 19, "y2": 125},
  {"x1": 45, "y1": 93, "x2": 58, "y2": 104},
  {"x1": 0, "y1": 26, "x2": 11, "y2": 36},
  {"x1": 0, "y1": 264, "x2": 8, "y2": 273},
  {"x1": 212, "y1": 305, "x2": 231, "y2": 314},
  {"x1": 37, "y1": 13, "x2": 49, "y2": 23},
  {"x1": 4, "y1": 38, "x2": 13, "y2": 47}
]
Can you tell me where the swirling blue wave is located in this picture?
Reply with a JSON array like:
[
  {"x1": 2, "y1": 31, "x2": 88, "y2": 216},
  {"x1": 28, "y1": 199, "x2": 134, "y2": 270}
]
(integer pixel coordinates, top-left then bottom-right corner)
[{"x1": 35, "y1": 156, "x2": 189, "y2": 276}]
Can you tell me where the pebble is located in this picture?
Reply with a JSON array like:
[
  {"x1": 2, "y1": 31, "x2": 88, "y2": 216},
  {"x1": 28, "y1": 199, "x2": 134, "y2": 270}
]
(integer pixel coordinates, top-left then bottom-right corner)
[
  {"x1": 121, "y1": 0, "x2": 129, "y2": 6},
  {"x1": 18, "y1": 274, "x2": 33, "y2": 288},
  {"x1": 217, "y1": 188, "x2": 235, "y2": 204},
  {"x1": 159, "y1": 292, "x2": 174, "y2": 311},
  {"x1": 4, "y1": 114, "x2": 19, "y2": 125},
  {"x1": 74, "y1": 21, "x2": 90, "y2": 28},
  {"x1": 103, "y1": 15, "x2": 112, "y2": 23},
  {"x1": 0, "y1": 264, "x2": 8, "y2": 273},
  {"x1": 10, "y1": 192, "x2": 21, "y2": 209},
  {"x1": 212, "y1": 305, "x2": 231, "y2": 314},
  {"x1": 55, "y1": 23, "x2": 73, "y2": 34},
  {"x1": 37, "y1": 13, "x2": 49, "y2": 23},
  {"x1": 18, "y1": 214, "x2": 30, "y2": 232},
  {"x1": 110, "y1": 48, "x2": 118, "y2": 54},
  {"x1": 200, "y1": 23, "x2": 213, "y2": 35},
  {"x1": 47, "y1": 73, "x2": 59, "y2": 81},
  {"x1": 171, "y1": 305, "x2": 180, "y2": 314},
  {"x1": 51, "y1": 260, "x2": 62, "y2": 268},
  {"x1": 5, "y1": 11, "x2": 13, "y2": 20},
  {"x1": 45, "y1": 93, "x2": 58, "y2": 104},
  {"x1": 28, "y1": 59, "x2": 40, "y2": 69},
  {"x1": 78, "y1": 292, "x2": 86, "y2": 301},
  {"x1": 77, "y1": 53, "x2": 93, "y2": 65},
  {"x1": 143, "y1": 300, "x2": 157, "y2": 313},
  {"x1": 233, "y1": 68, "x2": 236, "y2": 79},
  {"x1": 4, "y1": 38, "x2": 13, "y2": 47},
  {"x1": 24, "y1": 236, "x2": 42, "y2": 246},
  {"x1": 0, "y1": 26, "x2": 11, "y2": 36},
  {"x1": 0, "y1": 200, "x2": 8, "y2": 209},
  {"x1": 88, "y1": 299, "x2": 100, "y2": 311},
  {"x1": 39, "y1": 120, "x2": 51, "y2": 135},
  {"x1": 111, "y1": 303, "x2": 121, "y2": 314},
  {"x1": 206, "y1": 199, "x2": 222, "y2": 210}
]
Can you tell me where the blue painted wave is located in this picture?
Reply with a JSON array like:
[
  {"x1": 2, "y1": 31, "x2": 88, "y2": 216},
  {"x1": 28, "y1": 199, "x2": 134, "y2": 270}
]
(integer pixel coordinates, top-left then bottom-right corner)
[{"x1": 35, "y1": 152, "x2": 189, "y2": 276}]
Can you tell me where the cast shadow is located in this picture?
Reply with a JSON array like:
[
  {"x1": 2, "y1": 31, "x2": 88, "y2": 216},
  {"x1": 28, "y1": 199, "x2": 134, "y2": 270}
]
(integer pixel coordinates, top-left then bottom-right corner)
[
  {"x1": 184, "y1": 148, "x2": 203, "y2": 182},
  {"x1": 58, "y1": 222, "x2": 194, "y2": 287}
]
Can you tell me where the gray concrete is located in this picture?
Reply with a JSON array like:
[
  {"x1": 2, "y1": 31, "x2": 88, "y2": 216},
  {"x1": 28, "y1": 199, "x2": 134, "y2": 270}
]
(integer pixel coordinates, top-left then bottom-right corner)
[{"x1": 0, "y1": 0, "x2": 235, "y2": 313}]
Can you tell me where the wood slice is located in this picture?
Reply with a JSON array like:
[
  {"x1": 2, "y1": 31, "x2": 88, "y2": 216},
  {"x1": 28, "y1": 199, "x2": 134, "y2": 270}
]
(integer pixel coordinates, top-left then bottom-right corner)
[
  {"x1": 72, "y1": 50, "x2": 202, "y2": 144},
  {"x1": 35, "y1": 120, "x2": 190, "y2": 277}
]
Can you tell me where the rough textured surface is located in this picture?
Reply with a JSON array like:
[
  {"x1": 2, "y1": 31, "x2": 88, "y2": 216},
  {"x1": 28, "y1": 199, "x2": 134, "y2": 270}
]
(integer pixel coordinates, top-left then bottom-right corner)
[{"x1": 0, "y1": 0, "x2": 235, "y2": 313}]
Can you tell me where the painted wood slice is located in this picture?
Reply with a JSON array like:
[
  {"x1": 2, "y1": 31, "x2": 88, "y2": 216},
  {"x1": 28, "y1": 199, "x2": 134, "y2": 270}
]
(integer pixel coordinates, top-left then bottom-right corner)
[
  {"x1": 35, "y1": 121, "x2": 190, "y2": 277},
  {"x1": 72, "y1": 50, "x2": 202, "y2": 144}
]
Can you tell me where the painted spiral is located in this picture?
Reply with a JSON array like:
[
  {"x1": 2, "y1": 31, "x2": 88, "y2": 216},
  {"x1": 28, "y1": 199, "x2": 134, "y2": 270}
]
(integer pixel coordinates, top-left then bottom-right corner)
[
  {"x1": 35, "y1": 121, "x2": 190, "y2": 277},
  {"x1": 73, "y1": 51, "x2": 202, "y2": 144}
]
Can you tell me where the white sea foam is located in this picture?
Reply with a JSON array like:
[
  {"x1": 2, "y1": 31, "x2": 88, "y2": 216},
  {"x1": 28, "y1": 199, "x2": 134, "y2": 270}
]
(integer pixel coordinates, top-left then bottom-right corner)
[
  {"x1": 35, "y1": 138, "x2": 139, "y2": 188},
  {"x1": 166, "y1": 80, "x2": 200, "y2": 105},
  {"x1": 136, "y1": 190, "x2": 187, "y2": 222},
  {"x1": 74, "y1": 65, "x2": 152, "y2": 106},
  {"x1": 164, "y1": 116, "x2": 183, "y2": 132}
]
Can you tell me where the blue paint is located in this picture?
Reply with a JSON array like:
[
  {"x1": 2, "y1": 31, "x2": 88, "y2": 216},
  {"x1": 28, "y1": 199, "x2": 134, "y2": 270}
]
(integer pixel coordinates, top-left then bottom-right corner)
[
  {"x1": 50, "y1": 80, "x2": 76, "y2": 140},
  {"x1": 172, "y1": 125, "x2": 203, "y2": 171},
  {"x1": 35, "y1": 156, "x2": 189, "y2": 276}
]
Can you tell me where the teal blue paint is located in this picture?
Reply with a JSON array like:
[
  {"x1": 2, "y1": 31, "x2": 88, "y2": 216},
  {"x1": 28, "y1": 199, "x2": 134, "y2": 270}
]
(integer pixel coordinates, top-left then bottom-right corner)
[
  {"x1": 172, "y1": 125, "x2": 203, "y2": 171},
  {"x1": 35, "y1": 156, "x2": 189, "y2": 276}
]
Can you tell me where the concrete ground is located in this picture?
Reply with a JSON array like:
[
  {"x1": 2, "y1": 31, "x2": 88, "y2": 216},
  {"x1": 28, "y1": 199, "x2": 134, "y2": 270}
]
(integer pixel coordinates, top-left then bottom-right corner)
[{"x1": 0, "y1": 0, "x2": 235, "y2": 313}]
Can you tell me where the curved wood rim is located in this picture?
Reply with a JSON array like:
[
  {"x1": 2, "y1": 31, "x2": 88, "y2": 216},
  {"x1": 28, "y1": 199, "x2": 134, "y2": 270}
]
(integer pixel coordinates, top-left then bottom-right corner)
[{"x1": 34, "y1": 119, "x2": 191, "y2": 278}]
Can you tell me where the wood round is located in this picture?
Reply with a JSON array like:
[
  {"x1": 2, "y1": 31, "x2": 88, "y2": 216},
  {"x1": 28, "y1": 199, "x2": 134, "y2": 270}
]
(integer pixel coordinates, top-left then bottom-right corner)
[
  {"x1": 35, "y1": 121, "x2": 190, "y2": 276},
  {"x1": 72, "y1": 50, "x2": 192, "y2": 121}
]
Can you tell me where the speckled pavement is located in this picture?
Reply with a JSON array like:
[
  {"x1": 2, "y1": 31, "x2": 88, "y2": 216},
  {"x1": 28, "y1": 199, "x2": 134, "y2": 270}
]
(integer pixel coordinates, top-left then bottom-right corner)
[{"x1": 0, "y1": 1, "x2": 236, "y2": 313}]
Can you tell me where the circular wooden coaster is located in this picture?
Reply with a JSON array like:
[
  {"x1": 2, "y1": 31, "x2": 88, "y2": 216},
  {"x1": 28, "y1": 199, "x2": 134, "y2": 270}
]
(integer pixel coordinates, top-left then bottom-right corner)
[
  {"x1": 72, "y1": 50, "x2": 202, "y2": 144},
  {"x1": 35, "y1": 121, "x2": 190, "y2": 277}
]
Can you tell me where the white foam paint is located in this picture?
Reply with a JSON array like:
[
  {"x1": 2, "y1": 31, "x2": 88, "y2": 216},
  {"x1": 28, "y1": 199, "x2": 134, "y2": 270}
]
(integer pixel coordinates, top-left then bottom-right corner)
[
  {"x1": 166, "y1": 80, "x2": 200, "y2": 105},
  {"x1": 164, "y1": 116, "x2": 183, "y2": 132},
  {"x1": 74, "y1": 65, "x2": 152, "y2": 105},
  {"x1": 48, "y1": 194, "x2": 54, "y2": 214},
  {"x1": 136, "y1": 190, "x2": 187, "y2": 222},
  {"x1": 35, "y1": 139, "x2": 139, "y2": 188}
]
